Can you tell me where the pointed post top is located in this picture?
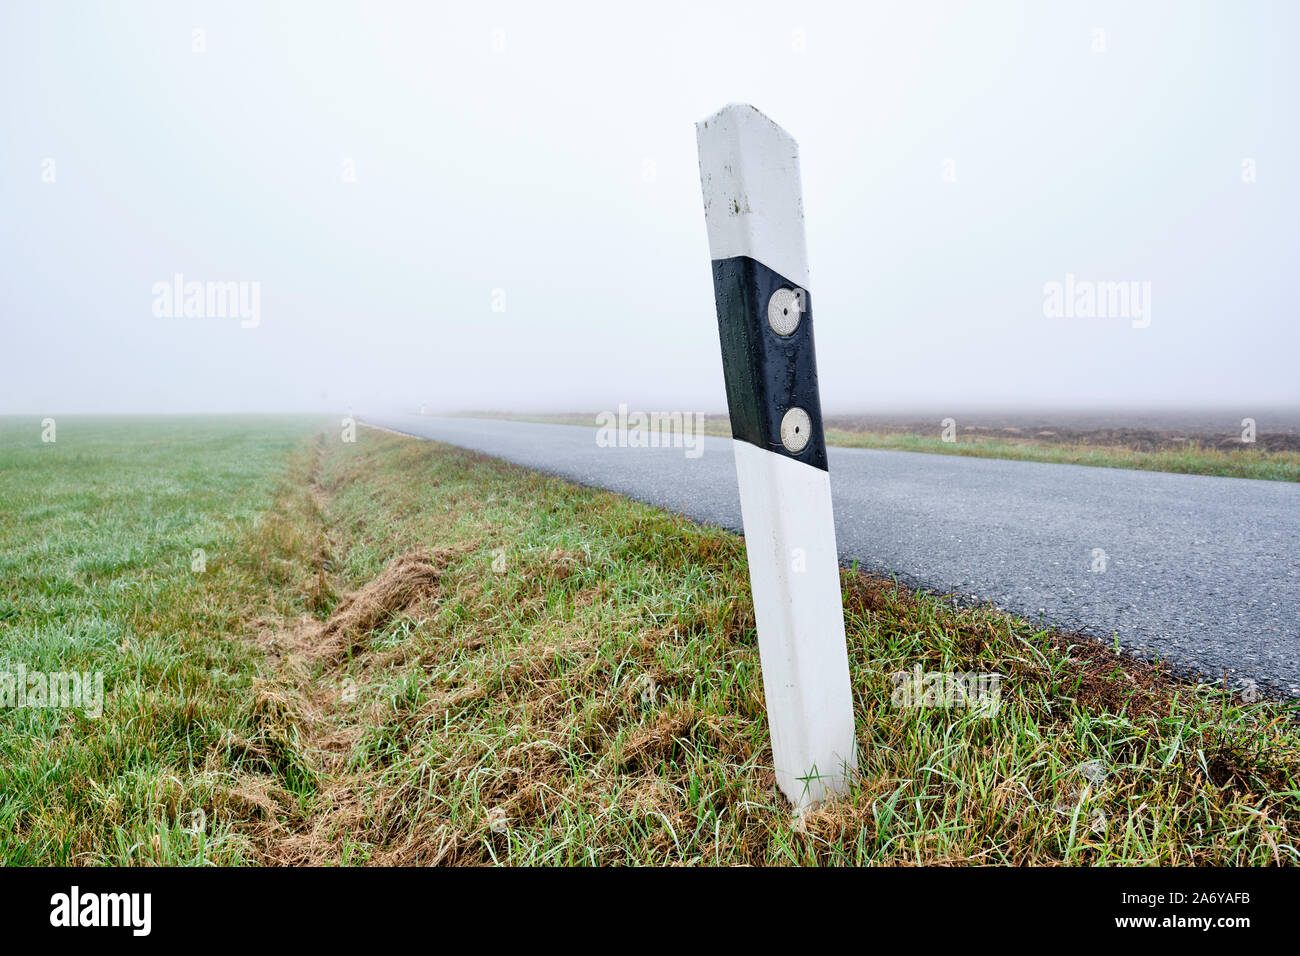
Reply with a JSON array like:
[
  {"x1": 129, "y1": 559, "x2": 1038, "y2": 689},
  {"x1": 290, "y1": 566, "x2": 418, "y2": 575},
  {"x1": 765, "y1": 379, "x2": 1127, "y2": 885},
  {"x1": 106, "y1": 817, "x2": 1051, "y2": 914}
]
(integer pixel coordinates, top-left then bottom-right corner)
[{"x1": 695, "y1": 103, "x2": 809, "y2": 289}]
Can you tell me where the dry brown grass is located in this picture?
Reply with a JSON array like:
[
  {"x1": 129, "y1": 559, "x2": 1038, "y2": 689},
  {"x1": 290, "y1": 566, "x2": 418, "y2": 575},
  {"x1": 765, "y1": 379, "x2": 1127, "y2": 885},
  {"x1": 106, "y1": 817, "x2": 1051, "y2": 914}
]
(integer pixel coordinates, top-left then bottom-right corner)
[
  {"x1": 307, "y1": 549, "x2": 452, "y2": 662},
  {"x1": 216, "y1": 427, "x2": 1300, "y2": 866}
]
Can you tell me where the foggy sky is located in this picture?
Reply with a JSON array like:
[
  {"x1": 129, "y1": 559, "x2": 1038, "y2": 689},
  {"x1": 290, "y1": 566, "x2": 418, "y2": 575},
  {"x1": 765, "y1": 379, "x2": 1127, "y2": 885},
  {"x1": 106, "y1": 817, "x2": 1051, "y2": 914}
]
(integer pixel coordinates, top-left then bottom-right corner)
[{"x1": 3, "y1": 0, "x2": 1296, "y2": 415}]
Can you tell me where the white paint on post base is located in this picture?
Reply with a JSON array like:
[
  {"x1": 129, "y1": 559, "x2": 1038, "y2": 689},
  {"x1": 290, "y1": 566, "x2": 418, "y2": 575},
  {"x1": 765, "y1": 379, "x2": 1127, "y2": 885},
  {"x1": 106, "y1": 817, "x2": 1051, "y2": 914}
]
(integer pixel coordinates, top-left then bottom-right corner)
[{"x1": 732, "y1": 440, "x2": 856, "y2": 809}]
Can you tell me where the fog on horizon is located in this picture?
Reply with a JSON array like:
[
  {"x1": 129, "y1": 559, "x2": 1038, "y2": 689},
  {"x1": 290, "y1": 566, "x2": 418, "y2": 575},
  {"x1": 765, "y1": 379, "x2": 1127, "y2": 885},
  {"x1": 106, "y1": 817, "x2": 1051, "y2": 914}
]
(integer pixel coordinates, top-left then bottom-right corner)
[{"x1": 3, "y1": 0, "x2": 1296, "y2": 418}]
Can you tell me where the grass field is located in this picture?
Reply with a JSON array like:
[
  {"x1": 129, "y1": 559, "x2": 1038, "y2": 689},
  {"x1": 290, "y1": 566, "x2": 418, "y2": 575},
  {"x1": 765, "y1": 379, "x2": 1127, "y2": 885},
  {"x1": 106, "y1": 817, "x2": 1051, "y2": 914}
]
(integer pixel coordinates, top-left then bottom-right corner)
[
  {"x1": 462, "y1": 412, "x2": 1300, "y2": 482},
  {"x1": 2, "y1": 417, "x2": 1298, "y2": 865}
]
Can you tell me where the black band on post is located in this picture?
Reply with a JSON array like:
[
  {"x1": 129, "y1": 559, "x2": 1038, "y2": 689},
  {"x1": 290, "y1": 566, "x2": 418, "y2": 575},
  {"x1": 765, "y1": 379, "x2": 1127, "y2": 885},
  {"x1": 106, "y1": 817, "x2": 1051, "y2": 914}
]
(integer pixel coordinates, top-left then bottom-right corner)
[{"x1": 709, "y1": 254, "x2": 828, "y2": 471}]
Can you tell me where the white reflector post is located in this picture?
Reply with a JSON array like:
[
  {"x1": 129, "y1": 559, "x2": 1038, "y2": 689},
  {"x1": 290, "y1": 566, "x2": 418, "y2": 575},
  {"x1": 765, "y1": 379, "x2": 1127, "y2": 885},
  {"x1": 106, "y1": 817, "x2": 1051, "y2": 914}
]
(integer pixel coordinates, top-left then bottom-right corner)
[{"x1": 696, "y1": 103, "x2": 857, "y2": 810}]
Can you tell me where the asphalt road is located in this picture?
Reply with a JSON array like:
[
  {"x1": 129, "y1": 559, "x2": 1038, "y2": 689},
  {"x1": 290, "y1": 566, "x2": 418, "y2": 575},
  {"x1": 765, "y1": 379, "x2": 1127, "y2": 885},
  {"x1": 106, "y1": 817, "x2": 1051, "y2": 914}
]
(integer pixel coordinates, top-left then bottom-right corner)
[{"x1": 364, "y1": 414, "x2": 1300, "y2": 698}]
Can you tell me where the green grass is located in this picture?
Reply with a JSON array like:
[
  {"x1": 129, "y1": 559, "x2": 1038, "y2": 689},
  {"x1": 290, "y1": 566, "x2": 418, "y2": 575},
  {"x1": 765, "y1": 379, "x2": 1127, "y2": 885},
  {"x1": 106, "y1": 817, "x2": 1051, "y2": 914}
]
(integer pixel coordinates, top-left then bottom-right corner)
[
  {"x1": 463, "y1": 412, "x2": 1300, "y2": 482},
  {"x1": 0, "y1": 416, "x2": 321, "y2": 864},
  {"x1": 820, "y1": 429, "x2": 1300, "y2": 481},
  {"x1": 2, "y1": 417, "x2": 1298, "y2": 865}
]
